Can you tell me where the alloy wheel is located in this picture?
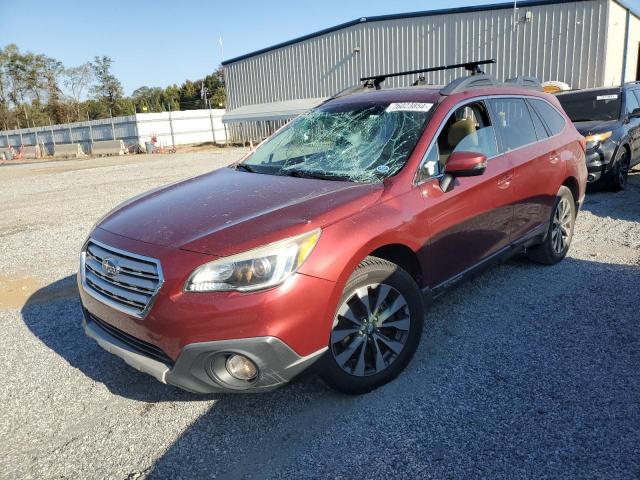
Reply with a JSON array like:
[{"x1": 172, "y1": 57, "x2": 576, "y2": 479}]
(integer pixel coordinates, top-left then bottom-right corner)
[
  {"x1": 330, "y1": 283, "x2": 411, "y2": 377},
  {"x1": 551, "y1": 197, "x2": 572, "y2": 254},
  {"x1": 618, "y1": 157, "x2": 629, "y2": 188}
]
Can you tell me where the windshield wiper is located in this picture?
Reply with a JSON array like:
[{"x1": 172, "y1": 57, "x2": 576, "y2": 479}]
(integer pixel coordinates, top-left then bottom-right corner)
[
  {"x1": 280, "y1": 168, "x2": 350, "y2": 181},
  {"x1": 234, "y1": 163, "x2": 257, "y2": 173}
]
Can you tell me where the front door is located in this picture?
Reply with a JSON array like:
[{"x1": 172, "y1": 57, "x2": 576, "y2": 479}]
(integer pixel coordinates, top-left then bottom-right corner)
[{"x1": 415, "y1": 99, "x2": 515, "y2": 288}]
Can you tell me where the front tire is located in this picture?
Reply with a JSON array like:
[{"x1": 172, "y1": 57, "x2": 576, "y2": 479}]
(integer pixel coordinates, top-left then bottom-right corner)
[
  {"x1": 319, "y1": 256, "x2": 424, "y2": 394},
  {"x1": 527, "y1": 185, "x2": 576, "y2": 265},
  {"x1": 609, "y1": 148, "x2": 630, "y2": 191}
]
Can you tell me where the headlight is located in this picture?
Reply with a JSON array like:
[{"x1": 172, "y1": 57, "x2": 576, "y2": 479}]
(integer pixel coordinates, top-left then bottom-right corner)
[
  {"x1": 584, "y1": 131, "x2": 612, "y2": 150},
  {"x1": 184, "y1": 229, "x2": 321, "y2": 292}
]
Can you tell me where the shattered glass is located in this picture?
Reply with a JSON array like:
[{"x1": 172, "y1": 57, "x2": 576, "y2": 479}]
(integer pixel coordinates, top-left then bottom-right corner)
[{"x1": 243, "y1": 102, "x2": 432, "y2": 183}]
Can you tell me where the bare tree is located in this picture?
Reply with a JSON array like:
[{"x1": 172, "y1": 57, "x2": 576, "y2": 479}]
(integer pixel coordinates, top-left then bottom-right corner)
[{"x1": 64, "y1": 62, "x2": 93, "y2": 117}]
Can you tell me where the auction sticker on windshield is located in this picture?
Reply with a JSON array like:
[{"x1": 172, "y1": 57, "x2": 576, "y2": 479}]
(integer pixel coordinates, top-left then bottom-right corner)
[
  {"x1": 386, "y1": 102, "x2": 433, "y2": 113},
  {"x1": 596, "y1": 94, "x2": 618, "y2": 101}
]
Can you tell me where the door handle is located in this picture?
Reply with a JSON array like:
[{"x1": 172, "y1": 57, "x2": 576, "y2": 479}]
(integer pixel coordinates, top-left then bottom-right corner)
[
  {"x1": 550, "y1": 154, "x2": 560, "y2": 164},
  {"x1": 497, "y1": 174, "x2": 513, "y2": 189}
]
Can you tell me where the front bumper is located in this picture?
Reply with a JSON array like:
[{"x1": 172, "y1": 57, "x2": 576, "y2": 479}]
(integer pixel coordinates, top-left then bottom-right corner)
[
  {"x1": 585, "y1": 141, "x2": 616, "y2": 182},
  {"x1": 83, "y1": 310, "x2": 326, "y2": 393}
]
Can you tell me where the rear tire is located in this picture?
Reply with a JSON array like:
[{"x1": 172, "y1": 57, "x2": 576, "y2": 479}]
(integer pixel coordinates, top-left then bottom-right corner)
[
  {"x1": 319, "y1": 256, "x2": 424, "y2": 394},
  {"x1": 609, "y1": 148, "x2": 630, "y2": 191},
  {"x1": 527, "y1": 186, "x2": 575, "y2": 265}
]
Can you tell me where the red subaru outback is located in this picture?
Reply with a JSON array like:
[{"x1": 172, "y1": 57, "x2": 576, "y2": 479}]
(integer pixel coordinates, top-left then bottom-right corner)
[{"x1": 79, "y1": 63, "x2": 586, "y2": 394}]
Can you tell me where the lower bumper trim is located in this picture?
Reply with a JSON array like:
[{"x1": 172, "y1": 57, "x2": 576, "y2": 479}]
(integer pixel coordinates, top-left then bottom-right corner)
[
  {"x1": 84, "y1": 318, "x2": 170, "y2": 384},
  {"x1": 82, "y1": 313, "x2": 326, "y2": 394}
]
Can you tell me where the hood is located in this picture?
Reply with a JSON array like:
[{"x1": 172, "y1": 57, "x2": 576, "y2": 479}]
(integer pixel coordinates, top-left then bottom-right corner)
[
  {"x1": 572, "y1": 119, "x2": 621, "y2": 136},
  {"x1": 97, "y1": 167, "x2": 382, "y2": 257}
]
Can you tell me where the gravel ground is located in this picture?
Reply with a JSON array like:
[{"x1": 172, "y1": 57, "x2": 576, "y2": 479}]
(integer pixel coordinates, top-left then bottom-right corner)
[{"x1": 0, "y1": 152, "x2": 638, "y2": 479}]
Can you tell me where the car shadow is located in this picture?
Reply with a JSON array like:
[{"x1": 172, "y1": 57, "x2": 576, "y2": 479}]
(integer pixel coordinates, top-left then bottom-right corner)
[
  {"x1": 145, "y1": 257, "x2": 640, "y2": 479},
  {"x1": 20, "y1": 228, "x2": 640, "y2": 477},
  {"x1": 21, "y1": 275, "x2": 209, "y2": 403}
]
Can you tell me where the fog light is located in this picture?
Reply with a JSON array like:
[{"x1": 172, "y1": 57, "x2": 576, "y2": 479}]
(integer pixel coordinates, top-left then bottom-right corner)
[{"x1": 225, "y1": 354, "x2": 258, "y2": 381}]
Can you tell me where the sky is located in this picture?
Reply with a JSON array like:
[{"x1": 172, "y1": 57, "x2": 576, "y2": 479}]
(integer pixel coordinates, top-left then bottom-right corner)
[{"x1": 1, "y1": 0, "x2": 640, "y2": 96}]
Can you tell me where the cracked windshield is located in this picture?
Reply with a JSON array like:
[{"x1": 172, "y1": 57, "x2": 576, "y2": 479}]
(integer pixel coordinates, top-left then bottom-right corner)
[{"x1": 241, "y1": 101, "x2": 433, "y2": 183}]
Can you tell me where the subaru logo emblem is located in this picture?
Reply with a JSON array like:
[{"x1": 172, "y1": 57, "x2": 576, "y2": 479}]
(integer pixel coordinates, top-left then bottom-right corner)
[{"x1": 102, "y1": 258, "x2": 120, "y2": 278}]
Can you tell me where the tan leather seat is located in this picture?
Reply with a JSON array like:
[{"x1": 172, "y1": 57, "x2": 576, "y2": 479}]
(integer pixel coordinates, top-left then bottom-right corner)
[{"x1": 440, "y1": 118, "x2": 477, "y2": 165}]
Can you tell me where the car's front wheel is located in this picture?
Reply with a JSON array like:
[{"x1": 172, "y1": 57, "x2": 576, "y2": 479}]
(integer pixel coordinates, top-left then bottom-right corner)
[
  {"x1": 609, "y1": 148, "x2": 630, "y2": 191},
  {"x1": 319, "y1": 256, "x2": 424, "y2": 394}
]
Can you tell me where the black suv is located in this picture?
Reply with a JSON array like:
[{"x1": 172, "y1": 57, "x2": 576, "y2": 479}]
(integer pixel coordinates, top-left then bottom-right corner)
[{"x1": 557, "y1": 84, "x2": 640, "y2": 190}]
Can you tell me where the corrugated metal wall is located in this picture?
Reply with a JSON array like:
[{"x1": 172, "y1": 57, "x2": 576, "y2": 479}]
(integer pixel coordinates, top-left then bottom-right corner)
[
  {"x1": 0, "y1": 110, "x2": 228, "y2": 154},
  {"x1": 225, "y1": 0, "x2": 609, "y2": 118}
]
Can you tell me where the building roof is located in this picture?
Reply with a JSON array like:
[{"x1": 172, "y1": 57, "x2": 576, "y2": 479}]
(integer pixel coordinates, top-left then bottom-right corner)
[
  {"x1": 222, "y1": 97, "x2": 327, "y2": 123},
  {"x1": 222, "y1": 0, "x2": 639, "y2": 66}
]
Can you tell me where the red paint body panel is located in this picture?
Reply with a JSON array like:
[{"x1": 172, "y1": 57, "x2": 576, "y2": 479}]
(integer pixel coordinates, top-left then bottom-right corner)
[
  {"x1": 82, "y1": 85, "x2": 587, "y2": 366},
  {"x1": 80, "y1": 228, "x2": 340, "y2": 358}
]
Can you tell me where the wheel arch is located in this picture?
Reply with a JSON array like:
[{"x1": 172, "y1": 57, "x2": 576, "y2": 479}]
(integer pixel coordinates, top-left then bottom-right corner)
[
  {"x1": 613, "y1": 141, "x2": 631, "y2": 165},
  {"x1": 562, "y1": 176, "x2": 580, "y2": 204},
  {"x1": 369, "y1": 243, "x2": 423, "y2": 286}
]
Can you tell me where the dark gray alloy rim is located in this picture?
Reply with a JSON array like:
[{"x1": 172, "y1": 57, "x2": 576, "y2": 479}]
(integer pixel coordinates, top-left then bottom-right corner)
[
  {"x1": 551, "y1": 197, "x2": 572, "y2": 254},
  {"x1": 618, "y1": 157, "x2": 629, "y2": 187},
  {"x1": 330, "y1": 283, "x2": 410, "y2": 377}
]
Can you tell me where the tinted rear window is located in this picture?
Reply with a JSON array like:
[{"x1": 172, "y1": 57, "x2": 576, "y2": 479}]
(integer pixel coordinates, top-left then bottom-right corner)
[
  {"x1": 557, "y1": 89, "x2": 621, "y2": 122},
  {"x1": 530, "y1": 99, "x2": 566, "y2": 135},
  {"x1": 488, "y1": 98, "x2": 538, "y2": 151}
]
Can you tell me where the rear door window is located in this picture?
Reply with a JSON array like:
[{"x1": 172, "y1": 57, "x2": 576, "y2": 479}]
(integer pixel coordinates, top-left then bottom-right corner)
[
  {"x1": 529, "y1": 99, "x2": 566, "y2": 135},
  {"x1": 488, "y1": 98, "x2": 538, "y2": 151}
]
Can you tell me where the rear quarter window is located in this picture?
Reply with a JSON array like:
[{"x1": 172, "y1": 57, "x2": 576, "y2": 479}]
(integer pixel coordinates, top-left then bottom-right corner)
[{"x1": 530, "y1": 99, "x2": 567, "y2": 135}]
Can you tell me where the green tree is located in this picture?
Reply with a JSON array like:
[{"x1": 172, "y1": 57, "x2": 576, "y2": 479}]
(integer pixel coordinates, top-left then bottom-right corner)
[{"x1": 90, "y1": 55, "x2": 123, "y2": 114}]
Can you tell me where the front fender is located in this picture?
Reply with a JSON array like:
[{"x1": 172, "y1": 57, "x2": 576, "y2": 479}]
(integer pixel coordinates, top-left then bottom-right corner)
[{"x1": 299, "y1": 188, "x2": 428, "y2": 287}]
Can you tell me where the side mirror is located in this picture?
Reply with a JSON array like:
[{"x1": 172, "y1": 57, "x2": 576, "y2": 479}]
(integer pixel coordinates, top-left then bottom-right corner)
[{"x1": 440, "y1": 151, "x2": 487, "y2": 192}]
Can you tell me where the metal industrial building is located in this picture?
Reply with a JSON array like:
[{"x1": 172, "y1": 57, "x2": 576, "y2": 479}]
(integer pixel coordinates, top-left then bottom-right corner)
[{"x1": 221, "y1": 0, "x2": 640, "y2": 142}]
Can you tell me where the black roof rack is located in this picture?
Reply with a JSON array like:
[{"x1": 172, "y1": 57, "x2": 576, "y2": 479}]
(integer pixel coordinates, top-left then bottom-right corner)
[
  {"x1": 359, "y1": 59, "x2": 496, "y2": 90},
  {"x1": 328, "y1": 60, "x2": 542, "y2": 101}
]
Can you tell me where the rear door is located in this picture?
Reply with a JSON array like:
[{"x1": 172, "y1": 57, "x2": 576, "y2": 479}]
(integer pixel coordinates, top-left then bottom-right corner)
[
  {"x1": 415, "y1": 99, "x2": 515, "y2": 288},
  {"x1": 488, "y1": 97, "x2": 565, "y2": 242}
]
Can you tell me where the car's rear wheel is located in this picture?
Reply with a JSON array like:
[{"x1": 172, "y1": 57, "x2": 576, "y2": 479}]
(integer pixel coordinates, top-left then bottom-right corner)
[
  {"x1": 527, "y1": 186, "x2": 575, "y2": 265},
  {"x1": 609, "y1": 148, "x2": 630, "y2": 191},
  {"x1": 319, "y1": 256, "x2": 424, "y2": 394}
]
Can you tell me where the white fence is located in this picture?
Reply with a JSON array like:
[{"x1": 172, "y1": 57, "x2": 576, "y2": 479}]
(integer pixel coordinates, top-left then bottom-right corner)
[{"x1": 0, "y1": 109, "x2": 228, "y2": 155}]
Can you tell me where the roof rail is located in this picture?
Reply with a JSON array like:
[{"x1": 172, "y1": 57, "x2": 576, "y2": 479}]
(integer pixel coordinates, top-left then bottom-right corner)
[
  {"x1": 359, "y1": 59, "x2": 495, "y2": 90},
  {"x1": 331, "y1": 83, "x2": 372, "y2": 99},
  {"x1": 505, "y1": 76, "x2": 543, "y2": 90},
  {"x1": 439, "y1": 74, "x2": 500, "y2": 95}
]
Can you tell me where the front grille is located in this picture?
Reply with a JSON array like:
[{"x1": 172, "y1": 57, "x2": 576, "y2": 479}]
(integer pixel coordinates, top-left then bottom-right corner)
[
  {"x1": 87, "y1": 311, "x2": 173, "y2": 365},
  {"x1": 81, "y1": 239, "x2": 163, "y2": 317}
]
